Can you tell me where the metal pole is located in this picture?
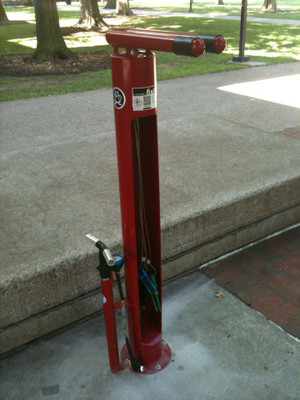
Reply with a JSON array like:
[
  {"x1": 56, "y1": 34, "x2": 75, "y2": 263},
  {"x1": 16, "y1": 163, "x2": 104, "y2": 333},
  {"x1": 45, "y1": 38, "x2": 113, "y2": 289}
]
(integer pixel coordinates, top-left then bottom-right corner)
[
  {"x1": 109, "y1": 44, "x2": 171, "y2": 374},
  {"x1": 232, "y1": 0, "x2": 249, "y2": 62},
  {"x1": 97, "y1": 28, "x2": 226, "y2": 374}
]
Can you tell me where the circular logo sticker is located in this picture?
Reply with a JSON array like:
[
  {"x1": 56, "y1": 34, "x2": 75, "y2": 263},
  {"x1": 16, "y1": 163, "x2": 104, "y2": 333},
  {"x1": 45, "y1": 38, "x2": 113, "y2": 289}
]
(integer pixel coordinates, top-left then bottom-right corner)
[{"x1": 113, "y1": 87, "x2": 126, "y2": 110}]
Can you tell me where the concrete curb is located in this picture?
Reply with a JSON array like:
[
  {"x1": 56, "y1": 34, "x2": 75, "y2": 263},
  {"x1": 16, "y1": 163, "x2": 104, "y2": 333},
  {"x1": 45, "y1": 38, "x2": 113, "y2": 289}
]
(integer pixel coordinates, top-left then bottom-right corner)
[{"x1": 1, "y1": 177, "x2": 300, "y2": 354}]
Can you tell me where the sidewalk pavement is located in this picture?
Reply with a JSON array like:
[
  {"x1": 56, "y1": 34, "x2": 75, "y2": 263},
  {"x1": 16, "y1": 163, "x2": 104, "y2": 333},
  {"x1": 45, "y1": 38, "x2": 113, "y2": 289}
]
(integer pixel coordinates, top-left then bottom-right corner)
[
  {"x1": 130, "y1": 9, "x2": 300, "y2": 26},
  {"x1": 56, "y1": 3, "x2": 300, "y2": 26},
  {"x1": 1, "y1": 269, "x2": 300, "y2": 400},
  {"x1": 1, "y1": 62, "x2": 300, "y2": 354}
]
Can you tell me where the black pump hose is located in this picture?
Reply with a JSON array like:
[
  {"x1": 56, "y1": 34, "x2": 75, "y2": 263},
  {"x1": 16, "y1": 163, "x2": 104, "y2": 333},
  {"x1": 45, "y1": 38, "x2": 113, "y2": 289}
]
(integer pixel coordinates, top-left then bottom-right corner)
[{"x1": 115, "y1": 271, "x2": 144, "y2": 373}]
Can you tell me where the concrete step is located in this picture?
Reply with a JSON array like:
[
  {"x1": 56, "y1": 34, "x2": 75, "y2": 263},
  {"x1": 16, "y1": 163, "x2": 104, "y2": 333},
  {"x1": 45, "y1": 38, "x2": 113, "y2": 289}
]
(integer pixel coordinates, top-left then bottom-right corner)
[{"x1": 1, "y1": 62, "x2": 300, "y2": 354}]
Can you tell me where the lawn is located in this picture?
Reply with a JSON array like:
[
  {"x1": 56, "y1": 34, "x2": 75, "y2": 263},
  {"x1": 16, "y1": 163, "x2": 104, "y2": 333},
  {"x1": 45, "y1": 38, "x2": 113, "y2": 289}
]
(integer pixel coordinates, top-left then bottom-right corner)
[{"x1": 0, "y1": 3, "x2": 299, "y2": 102}]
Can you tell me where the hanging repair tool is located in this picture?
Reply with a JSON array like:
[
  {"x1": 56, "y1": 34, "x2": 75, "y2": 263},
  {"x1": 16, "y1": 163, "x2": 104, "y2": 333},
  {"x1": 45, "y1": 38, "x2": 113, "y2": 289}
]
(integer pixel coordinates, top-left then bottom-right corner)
[
  {"x1": 133, "y1": 119, "x2": 161, "y2": 314},
  {"x1": 138, "y1": 267, "x2": 158, "y2": 294},
  {"x1": 138, "y1": 267, "x2": 161, "y2": 313},
  {"x1": 86, "y1": 234, "x2": 143, "y2": 373},
  {"x1": 150, "y1": 274, "x2": 161, "y2": 313}
]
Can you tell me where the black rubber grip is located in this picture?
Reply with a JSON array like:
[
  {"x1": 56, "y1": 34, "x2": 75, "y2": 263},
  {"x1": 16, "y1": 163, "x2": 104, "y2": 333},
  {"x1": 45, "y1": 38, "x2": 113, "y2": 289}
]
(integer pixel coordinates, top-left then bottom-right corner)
[
  {"x1": 172, "y1": 36, "x2": 196, "y2": 56},
  {"x1": 197, "y1": 34, "x2": 220, "y2": 53},
  {"x1": 96, "y1": 242, "x2": 111, "y2": 280}
]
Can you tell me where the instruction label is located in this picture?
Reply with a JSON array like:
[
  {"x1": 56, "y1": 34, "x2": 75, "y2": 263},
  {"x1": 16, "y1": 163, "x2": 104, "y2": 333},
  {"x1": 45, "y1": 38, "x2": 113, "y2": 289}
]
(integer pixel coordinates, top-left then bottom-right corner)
[{"x1": 132, "y1": 86, "x2": 156, "y2": 111}]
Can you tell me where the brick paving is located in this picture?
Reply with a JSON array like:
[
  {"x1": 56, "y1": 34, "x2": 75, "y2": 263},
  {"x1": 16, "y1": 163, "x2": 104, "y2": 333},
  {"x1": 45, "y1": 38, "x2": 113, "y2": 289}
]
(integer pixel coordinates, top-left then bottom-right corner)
[{"x1": 201, "y1": 226, "x2": 300, "y2": 338}]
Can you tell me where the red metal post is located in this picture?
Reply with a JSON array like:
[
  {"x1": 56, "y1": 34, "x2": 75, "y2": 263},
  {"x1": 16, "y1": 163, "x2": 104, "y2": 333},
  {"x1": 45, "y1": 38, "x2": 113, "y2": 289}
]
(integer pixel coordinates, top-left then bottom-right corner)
[
  {"x1": 103, "y1": 29, "x2": 225, "y2": 374},
  {"x1": 109, "y1": 44, "x2": 166, "y2": 372}
]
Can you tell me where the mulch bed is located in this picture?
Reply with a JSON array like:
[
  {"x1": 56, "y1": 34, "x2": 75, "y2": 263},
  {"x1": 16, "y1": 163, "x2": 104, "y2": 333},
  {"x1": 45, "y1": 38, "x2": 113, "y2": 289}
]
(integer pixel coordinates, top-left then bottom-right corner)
[{"x1": 0, "y1": 53, "x2": 111, "y2": 77}]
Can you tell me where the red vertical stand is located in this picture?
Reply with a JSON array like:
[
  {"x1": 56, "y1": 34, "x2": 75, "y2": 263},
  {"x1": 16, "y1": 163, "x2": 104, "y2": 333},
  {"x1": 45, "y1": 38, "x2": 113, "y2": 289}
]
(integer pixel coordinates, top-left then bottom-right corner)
[
  {"x1": 110, "y1": 47, "x2": 171, "y2": 373},
  {"x1": 100, "y1": 29, "x2": 226, "y2": 374}
]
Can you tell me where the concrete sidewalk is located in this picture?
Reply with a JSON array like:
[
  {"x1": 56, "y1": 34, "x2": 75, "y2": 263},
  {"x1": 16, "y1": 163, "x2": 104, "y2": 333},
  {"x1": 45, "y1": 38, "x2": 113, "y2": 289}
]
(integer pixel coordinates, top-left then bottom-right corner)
[
  {"x1": 1, "y1": 270, "x2": 300, "y2": 400},
  {"x1": 130, "y1": 9, "x2": 300, "y2": 26},
  {"x1": 56, "y1": 4, "x2": 300, "y2": 26},
  {"x1": 1, "y1": 62, "x2": 300, "y2": 354}
]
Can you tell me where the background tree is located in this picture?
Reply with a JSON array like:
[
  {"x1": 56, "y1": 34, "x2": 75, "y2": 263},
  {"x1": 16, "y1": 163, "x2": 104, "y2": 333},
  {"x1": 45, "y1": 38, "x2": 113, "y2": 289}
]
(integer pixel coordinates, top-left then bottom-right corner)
[
  {"x1": 262, "y1": 0, "x2": 277, "y2": 11},
  {"x1": 0, "y1": 0, "x2": 8, "y2": 23},
  {"x1": 105, "y1": 0, "x2": 116, "y2": 9},
  {"x1": 117, "y1": 0, "x2": 133, "y2": 16},
  {"x1": 217, "y1": 0, "x2": 224, "y2": 5},
  {"x1": 33, "y1": 0, "x2": 76, "y2": 61},
  {"x1": 76, "y1": 0, "x2": 108, "y2": 29}
]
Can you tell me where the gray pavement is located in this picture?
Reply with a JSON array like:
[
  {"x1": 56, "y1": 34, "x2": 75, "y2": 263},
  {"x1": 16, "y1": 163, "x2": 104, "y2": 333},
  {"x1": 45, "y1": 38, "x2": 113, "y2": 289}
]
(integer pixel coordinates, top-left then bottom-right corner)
[
  {"x1": 130, "y1": 9, "x2": 300, "y2": 25},
  {"x1": 1, "y1": 62, "x2": 300, "y2": 354},
  {"x1": 56, "y1": 3, "x2": 300, "y2": 26},
  {"x1": 1, "y1": 271, "x2": 300, "y2": 400}
]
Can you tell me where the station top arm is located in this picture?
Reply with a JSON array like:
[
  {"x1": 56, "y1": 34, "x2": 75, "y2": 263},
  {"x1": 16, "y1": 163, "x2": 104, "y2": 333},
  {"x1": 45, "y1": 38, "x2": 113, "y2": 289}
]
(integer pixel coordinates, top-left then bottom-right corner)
[
  {"x1": 106, "y1": 28, "x2": 226, "y2": 56},
  {"x1": 106, "y1": 29, "x2": 206, "y2": 57},
  {"x1": 127, "y1": 28, "x2": 226, "y2": 54}
]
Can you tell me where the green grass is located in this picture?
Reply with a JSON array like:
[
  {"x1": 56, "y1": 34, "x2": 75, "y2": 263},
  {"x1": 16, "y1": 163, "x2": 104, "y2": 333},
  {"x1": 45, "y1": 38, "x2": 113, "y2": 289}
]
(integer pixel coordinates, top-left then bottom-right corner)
[
  {"x1": 0, "y1": 5, "x2": 299, "y2": 102},
  {"x1": 0, "y1": 70, "x2": 112, "y2": 102},
  {"x1": 0, "y1": 22, "x2": 36, "y2": 55}
]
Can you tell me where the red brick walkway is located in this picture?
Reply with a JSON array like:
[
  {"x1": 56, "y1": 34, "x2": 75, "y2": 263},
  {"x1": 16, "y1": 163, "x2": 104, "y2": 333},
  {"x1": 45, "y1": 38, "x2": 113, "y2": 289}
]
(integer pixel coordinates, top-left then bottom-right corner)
[{"x1": 201, "y1": 226, "x2": 300, "y2": 338}]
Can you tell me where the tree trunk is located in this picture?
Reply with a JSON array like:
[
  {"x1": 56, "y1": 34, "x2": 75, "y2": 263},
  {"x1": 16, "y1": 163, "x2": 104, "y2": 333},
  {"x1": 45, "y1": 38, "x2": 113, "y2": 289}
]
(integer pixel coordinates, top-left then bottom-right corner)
[
  {"x1": 105, "y1": 0, "x2": 116, "y2": 9},
  {"x1": 217, "y1": 0, "x2": 224, "y2": 4},
  {"x1": 262, "y1": 0, "x2": 277, "y2": 11},
  {"x1": 33, "y1": 0, "x2": 76, "y2": 61},
  {"x1": 117, "y1": 0, "x2": 133, "y2": 16},
  {"x1": 76, "y1": 0, "x2": 108, "y2": 29},
  {"x1": 0, "y1": 0, "x2": 9, "y2": 23}
]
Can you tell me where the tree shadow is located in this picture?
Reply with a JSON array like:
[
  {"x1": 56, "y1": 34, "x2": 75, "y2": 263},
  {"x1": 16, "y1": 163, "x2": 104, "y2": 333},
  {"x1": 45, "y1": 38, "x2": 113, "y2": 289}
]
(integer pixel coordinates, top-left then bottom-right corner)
[{"x1": 0, "y1": 20, "x2": 31, "y2": 25}]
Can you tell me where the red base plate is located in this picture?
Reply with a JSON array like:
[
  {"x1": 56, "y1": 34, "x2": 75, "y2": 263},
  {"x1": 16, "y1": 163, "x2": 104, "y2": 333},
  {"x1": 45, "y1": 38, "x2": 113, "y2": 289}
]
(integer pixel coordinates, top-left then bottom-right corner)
[{"x1": 120, "y1": 340, "x2": 172, "y2": 374}]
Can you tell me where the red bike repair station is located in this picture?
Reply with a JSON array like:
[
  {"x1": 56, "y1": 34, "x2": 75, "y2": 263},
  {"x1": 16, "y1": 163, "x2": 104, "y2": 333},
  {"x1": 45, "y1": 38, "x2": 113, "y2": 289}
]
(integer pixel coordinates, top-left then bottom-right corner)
[{"x1": 86, "y1": 28, "x2": 226, "y2": 374}]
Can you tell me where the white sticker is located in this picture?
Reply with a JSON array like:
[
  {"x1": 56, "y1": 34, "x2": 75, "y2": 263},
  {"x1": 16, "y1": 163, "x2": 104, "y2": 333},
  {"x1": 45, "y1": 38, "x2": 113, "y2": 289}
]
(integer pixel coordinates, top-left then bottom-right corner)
[
  {"x1": 132, "y1": 86, "x2": 156, "y2": 111},
  {"x1": 102, "y1": 296, "x2": 107, "y2": 304}
]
